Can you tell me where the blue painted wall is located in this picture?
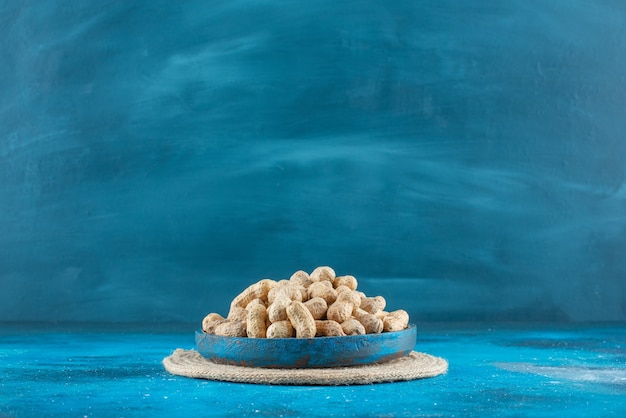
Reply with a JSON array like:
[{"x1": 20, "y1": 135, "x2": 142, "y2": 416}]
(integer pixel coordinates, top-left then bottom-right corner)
[{"x1": 1, "y1": 1, "x2": 625, "y2": 323}]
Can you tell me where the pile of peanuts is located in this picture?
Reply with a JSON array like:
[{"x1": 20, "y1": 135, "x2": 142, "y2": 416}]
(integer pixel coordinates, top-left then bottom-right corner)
[{"x1": 202, "y1": 266, "x2": 410, "y2": 338}]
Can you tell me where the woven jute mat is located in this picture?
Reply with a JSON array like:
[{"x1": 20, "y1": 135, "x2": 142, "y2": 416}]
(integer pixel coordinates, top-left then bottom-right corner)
[{"x1": 163, "y1": 349, "x2": 448, "y2": 386}]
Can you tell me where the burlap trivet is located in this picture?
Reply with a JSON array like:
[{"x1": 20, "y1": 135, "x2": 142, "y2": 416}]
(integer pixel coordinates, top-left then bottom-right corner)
[{"x1": 163, "y1": 349, "x2": 448, "y2": 385}]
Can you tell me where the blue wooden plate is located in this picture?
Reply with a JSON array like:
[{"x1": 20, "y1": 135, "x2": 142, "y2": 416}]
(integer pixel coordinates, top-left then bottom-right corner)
[{"x1": 195, "y1": 325, "x2": 417, "y2": 368}]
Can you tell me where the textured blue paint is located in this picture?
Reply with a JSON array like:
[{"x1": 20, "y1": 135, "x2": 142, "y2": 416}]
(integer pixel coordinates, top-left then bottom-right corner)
[
  {"x1": 1, "y1": 1, "x2": 626, "y2": 323},
  {"x1": 195, "y1": 326, "x2": 416, "y2": 368},
  {"x1": 1, "y1": 323, "x2": 625, "y2": 417}
]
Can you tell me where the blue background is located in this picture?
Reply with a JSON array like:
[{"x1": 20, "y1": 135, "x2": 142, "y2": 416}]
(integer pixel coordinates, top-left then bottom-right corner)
[{"x1": 1, "y1": 1, "x2": 625, "y2": 323}]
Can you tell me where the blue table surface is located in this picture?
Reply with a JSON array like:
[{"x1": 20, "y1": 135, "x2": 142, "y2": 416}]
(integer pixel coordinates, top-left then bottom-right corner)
[{"x1": 1, "y1": 322, "x2": 625, "y2": 417}]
